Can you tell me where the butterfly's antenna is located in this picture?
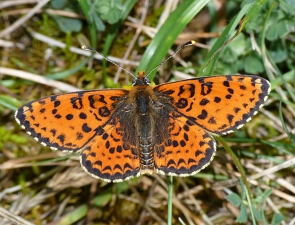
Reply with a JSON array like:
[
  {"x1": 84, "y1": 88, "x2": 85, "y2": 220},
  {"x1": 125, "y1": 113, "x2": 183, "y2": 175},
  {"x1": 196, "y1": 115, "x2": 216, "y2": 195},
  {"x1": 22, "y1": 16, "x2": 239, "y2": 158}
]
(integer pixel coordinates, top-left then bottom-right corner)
[
  {"x1": 81, "y1": 45, "x2": 137, "y2": 79},
  {"x1": 145, "y1": 40, "x2": 196, "y2": 78}
]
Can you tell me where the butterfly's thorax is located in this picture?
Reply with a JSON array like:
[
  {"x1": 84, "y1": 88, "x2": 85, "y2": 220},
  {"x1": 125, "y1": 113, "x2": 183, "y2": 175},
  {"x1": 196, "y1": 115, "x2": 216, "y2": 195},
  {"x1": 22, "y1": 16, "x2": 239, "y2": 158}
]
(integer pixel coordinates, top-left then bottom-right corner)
[{"x1": 129, "y1": 84, "x2": 158, "y2": 174}]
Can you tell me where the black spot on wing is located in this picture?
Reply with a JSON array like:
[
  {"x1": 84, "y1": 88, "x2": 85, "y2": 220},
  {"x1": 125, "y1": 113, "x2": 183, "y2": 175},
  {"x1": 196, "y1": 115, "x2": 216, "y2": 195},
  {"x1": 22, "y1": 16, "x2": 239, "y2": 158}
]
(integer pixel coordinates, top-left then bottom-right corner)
[
  {"x1": 79, "y1": 112, "x2": 87, "y2": 119},
  {"x1": 234, "y1": 107, "x2": 241, "y2": 114},
  {"x1": 240, "y1": 85, "x2": 246, "y2": 90},
  {"x1": 98, "y1": 106, "x2": 111, "y2": 117},
  {"x1": 208, "y1": 117, "x2": 216, "y2": 124},
  {"x1": 227, "y1": 114, "x2": 234, "y2": 124},
  {"x1": 228, "y1": 88, "x2": 234, "y2": 94},
  {"x1": 71, "y1": 97, "x2": 83, "y2": 109},
  {"x1": 66, "y1": 114, "x2": 73, "y2": 120},
  {"x1": 200, "y1": 99, "x2": 209, "y2": 106},
  {"x1": 200, "y1": 82, "x2": 213, "y2": 95},
  {"x1": 225, "y1": 94, "x2": 232, "y2": 99},
  {"x1": 175, "y1": 98, "x2": 188, "y2": 108},
  {"x1": 82, "y1": 123, "x2": 92, "y2": 133},
  {"x1": 223, "y1": 81, "x2": 230, "y2": 87},
  {"x1": 54, "y1": 100, "x2": 61, "y2": 108},
  {"x1": 214, "y1": 97, "x2": 221, "y2": 103},
  {"x1": 57, "y1": 134, "x2": 65, "y2": 144},
  {"x1": 197, "y1": 110, "x2": 208, "y2": 120}
]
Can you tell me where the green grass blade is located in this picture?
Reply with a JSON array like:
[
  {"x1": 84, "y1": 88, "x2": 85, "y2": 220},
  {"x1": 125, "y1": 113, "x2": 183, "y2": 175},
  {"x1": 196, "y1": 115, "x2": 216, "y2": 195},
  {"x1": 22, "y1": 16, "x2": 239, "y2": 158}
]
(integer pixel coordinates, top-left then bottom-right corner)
[
  {"x1": 102, "y1": 0, "x2": 137, "y2": 84},
  {"x1": 78, "y1": 0, "x2": 97, "y2": 48},
  {"x1": 103, "y1": 0, "x2": 137, "y2": 56},
  {"x1": 199, "y1": 0, "x2": 267, "y2": 76},
  {"x1": 0, "y1": 95, "x2": 19, "y2": 111},
  {"x1": 137, "y1": 0, "x2": 210, "y2": 80},
  {"x1": 214, "y1": 135, "x2": 253, "y2": 200},
  {"x1": 279, "y1": 101, "x2": 295, "y2": 146},
  {"x1": 58, "y1": 204, "x2": 88, "y2": 225},
  {"x1": 45, "y1": 58, "x2": 90, "y2": 80},
  {"x1": 167, "y1": 176, "x2": 173, "y2": 225}
]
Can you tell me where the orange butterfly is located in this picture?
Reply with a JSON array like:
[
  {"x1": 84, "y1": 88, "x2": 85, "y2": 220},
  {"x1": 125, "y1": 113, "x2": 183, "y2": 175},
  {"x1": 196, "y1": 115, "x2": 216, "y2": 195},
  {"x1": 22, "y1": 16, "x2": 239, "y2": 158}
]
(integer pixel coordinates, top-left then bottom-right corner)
[{"x1": 15, "y1": 43, "x2": 271, "y2": 183}]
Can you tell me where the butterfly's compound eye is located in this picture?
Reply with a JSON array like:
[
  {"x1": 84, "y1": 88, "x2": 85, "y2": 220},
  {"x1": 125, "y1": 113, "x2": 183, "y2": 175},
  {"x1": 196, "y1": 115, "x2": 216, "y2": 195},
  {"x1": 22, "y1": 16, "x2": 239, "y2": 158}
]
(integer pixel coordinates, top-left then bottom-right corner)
[
  {"x1": 145, "y1": 77, "x2": 150, "y2": 85},
  {"x1": 132, "y1": 78, "x2": 137, "y2": 86}
]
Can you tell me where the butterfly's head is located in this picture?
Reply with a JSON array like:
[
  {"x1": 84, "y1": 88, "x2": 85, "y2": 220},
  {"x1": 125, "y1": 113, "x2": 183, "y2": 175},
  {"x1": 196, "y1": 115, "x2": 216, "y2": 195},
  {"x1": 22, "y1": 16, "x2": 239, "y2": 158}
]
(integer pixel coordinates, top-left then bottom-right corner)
[{"x1": 132, "y1": 71, "x2": 151, "y2": 86}]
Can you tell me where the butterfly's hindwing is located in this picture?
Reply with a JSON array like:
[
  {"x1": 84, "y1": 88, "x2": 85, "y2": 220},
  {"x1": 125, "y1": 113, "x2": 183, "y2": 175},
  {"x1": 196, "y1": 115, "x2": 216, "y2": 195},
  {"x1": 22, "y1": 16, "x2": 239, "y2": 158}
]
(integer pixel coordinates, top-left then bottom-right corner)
[
  {"x1": 80, "y1": 119, "x2": 140, "y2": 182},
  {"x1": 154, "y1": 114, "x2": 215, "y2": 176}
]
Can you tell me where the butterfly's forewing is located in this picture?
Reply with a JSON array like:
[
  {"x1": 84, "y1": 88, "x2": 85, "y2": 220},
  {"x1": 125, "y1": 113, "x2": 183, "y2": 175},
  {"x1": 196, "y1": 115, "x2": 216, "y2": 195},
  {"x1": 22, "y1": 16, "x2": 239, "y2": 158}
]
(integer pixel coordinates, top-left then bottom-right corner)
[
  {"x1": 15, "y1": 89, "x2": 128, "y2": 151},
  {"x1": 154, "y1": 75, "x2": 270, "y2": 135},
  {"x1": 154, "y1": 114, "x2": 215, "y2": 176}
]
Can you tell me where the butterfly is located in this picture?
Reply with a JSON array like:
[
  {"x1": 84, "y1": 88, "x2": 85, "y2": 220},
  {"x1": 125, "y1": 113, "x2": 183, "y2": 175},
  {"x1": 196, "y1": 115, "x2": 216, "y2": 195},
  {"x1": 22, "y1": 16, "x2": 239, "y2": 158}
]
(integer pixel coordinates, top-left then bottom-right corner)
[{"x1": 15, "y1": 41, "x2": 271, "y2": 183}]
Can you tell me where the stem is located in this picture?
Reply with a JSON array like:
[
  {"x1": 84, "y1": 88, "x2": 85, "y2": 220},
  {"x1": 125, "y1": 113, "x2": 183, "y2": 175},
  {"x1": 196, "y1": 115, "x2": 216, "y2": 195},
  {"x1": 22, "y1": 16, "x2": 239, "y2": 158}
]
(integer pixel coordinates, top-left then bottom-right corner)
[
  {"x1": 214, "y1": 135, "x2": 253, "y2": 201},
  {"x1": 167, "y1": 176, "x2": 173, "y2": 225}
]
